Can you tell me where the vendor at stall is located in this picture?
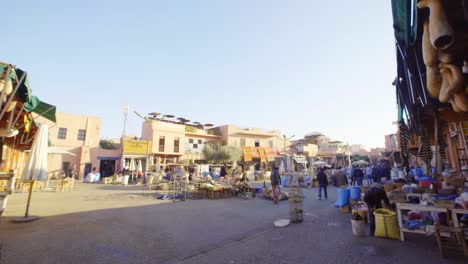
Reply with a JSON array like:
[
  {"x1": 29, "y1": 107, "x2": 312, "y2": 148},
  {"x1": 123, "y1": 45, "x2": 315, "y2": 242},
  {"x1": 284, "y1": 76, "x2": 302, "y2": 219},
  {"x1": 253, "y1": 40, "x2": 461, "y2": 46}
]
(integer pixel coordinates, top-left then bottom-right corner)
[{"x1": 363, "y1": 184, "x2": 391, "y2": 236}]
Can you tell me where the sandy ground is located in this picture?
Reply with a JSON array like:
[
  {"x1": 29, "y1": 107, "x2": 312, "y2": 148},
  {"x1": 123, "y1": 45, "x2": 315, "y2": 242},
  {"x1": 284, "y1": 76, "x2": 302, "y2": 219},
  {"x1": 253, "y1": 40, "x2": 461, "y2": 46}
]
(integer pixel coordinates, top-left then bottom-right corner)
[
  {"x1": 2, "y1": 181, "x2": 171, "y2": 218},
  {"x1": 0, "y1": 182, "x2": 466, "y2": 264}
]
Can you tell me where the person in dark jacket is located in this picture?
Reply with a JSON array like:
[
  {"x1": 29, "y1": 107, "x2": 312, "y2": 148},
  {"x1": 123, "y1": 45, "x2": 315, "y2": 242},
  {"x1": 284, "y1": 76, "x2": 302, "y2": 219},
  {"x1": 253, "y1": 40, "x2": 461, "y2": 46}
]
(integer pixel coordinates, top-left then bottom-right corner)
[
  {"x1": 363, "y1": 184, "x2": 391, "y2": 236},
  {"x1": 332, "y1": 167, "x2": 348, "y2": 187},
  {"x1": 317, "y1": 168, "x2": 328, "y2": 200},
  {"x1": 352, "y1": 167, "x2": 364, "y2": 186},
  {"x1": 270, "y1": 166, "x2": 281, "y2": 204}
]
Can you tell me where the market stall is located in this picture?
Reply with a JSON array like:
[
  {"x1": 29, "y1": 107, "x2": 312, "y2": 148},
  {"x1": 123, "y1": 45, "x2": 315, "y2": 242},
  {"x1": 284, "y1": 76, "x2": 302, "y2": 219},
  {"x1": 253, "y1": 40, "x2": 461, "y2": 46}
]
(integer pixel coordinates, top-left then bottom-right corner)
[{"x1": 0, "y1": 62, "x2": 56, "y2": 216}]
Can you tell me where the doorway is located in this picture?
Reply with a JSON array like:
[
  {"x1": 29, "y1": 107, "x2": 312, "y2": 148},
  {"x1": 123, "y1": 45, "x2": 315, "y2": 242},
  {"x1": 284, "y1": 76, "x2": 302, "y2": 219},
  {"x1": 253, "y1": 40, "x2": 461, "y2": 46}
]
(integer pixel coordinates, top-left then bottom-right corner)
[
  {"x1": 84, "y1": 163, "x2": 92, "y2": 178},
  {"x1": 100, "y1": 160, "x2": 116, "y2": 178}
]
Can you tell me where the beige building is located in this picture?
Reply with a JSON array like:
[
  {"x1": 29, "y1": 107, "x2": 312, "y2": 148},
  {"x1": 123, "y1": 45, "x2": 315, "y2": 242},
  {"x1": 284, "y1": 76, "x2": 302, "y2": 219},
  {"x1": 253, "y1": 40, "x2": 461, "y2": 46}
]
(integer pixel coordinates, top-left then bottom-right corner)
[
  {"x1": 38, "y1": 112, "x2": 102, "y2": 179},
  {"x1": 142, "y1": 120, "x2": 223, "y2": 166},
  {"x1": 141, "y1": 121, "x2": 286, "y2": 167},
  {"x1": 215, "y1": 125, "x2": 286, "y2": 150}
]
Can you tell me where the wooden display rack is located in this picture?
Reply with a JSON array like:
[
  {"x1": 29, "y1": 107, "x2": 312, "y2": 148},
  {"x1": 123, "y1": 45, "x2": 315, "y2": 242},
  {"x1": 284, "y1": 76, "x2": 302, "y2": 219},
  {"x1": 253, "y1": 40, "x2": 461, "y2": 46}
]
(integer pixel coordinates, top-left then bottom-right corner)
[{"x1": 396, "y1": 203, "x2": 450, "y2": 241}]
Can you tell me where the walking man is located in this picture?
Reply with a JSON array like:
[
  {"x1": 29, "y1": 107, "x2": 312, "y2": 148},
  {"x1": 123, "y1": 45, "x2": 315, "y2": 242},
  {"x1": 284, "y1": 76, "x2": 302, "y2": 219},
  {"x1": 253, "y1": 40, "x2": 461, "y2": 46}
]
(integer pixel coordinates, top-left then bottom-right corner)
[{"x1": 317, "y1": 168, "x2": 328, "y2": 200}]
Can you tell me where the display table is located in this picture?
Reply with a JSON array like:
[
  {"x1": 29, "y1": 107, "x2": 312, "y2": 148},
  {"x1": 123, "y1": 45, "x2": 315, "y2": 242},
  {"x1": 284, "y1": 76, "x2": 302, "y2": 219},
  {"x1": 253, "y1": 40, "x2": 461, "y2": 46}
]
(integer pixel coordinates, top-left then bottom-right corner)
[
  {"x1": 450, "y1": 208, "x2": 468, "y2": 240},
  {"x1": 396, "y1": 203, "x2": 450, "y2": 241}
]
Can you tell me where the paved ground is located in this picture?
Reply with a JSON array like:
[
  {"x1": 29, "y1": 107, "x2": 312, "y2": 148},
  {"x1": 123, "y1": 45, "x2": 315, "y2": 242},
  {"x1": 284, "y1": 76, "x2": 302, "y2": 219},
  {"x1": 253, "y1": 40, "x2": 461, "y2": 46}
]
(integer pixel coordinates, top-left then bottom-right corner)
[{"x1": 0, "y1": 183, "x2": 466, "y2": 264}]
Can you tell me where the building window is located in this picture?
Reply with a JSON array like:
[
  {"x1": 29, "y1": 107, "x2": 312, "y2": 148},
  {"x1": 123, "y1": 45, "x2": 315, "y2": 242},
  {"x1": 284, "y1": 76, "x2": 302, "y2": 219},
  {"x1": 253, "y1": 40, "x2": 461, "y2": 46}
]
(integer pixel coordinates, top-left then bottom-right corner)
[
  {"x1": 159, "y1": 136, "x2": 165, "y2": 152},
  {"x1": 240, "y1": 138, "x2": 246, "y2": 147},
  {"x1": 255, "y1": 140, "x2": 260, "y2": 147},
  {"x1": 198, "y1": 139, "x2": 202, "y2": 144},
  {"x1": 58, "y1": 128, "x2": 67, "y2": 139},
  {"x1": 269, "y1": 140, "x2": 273, "y2": 148},
  {"x1": 174, "y1": 137, "x2": 180, "y2": 153},
  {"x1": 77, "y1": 129, "x2": 86, "y2": 141},
  {"x1": 189, "y1": 138, "x2": 193, "y2": 144},
  {"x1": 193, "y1": 144, "x2": 198, "y2": 149}
]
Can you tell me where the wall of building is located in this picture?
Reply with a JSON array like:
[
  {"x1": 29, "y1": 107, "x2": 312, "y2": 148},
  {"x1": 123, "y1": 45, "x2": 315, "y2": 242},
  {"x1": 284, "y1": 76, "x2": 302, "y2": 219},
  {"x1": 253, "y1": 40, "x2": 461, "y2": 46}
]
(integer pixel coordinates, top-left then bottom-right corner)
[
  {"x1": 143, "y1": 120, "x2": 185, "y2": 156},
  {"x1": 216, "y1": 125, "x2": 285, "y2": 150},
  {"x1": 38, "y1": 112, "x2": 102, "y2": 179}
]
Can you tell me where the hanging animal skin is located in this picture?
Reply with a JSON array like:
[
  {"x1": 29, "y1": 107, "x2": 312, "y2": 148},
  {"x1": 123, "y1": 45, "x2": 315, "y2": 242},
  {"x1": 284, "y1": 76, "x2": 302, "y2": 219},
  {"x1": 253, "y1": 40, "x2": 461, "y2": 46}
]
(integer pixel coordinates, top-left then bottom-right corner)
[
  {"x1": 418, "y1": 0, "x2": 454, "y2": 50},
  {"x1": 0, "y1": 78, "x2": 13, "y2": 94}
]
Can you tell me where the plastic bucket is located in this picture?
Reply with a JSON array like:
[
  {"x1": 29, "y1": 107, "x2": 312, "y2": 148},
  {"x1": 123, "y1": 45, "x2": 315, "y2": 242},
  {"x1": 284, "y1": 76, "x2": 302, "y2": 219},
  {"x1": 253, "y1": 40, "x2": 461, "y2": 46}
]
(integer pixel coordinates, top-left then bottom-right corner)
[
  {"x1": 349, "y1": 186, "x2": 361, "y2": 201},
  {"x1": 122, "y1": 175, "x2": 130, "y2": 185},
  {"x1": 336, "y1": 188, "x2": 350, "y2": 207},
  {"x1": 280, "y1": 176, "x2": 287, "y2": 187},
  {"x1": 351, "y1": 219, "x2": 367, "y2": 236}
]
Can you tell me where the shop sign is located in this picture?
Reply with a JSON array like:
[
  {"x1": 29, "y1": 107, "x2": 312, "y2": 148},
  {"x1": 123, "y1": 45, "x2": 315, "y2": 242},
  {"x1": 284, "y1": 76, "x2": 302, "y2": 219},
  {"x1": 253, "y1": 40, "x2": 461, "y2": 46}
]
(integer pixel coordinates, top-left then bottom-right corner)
[{"x1": 123, "y1": 139, "x2": 151, "y2": 155}]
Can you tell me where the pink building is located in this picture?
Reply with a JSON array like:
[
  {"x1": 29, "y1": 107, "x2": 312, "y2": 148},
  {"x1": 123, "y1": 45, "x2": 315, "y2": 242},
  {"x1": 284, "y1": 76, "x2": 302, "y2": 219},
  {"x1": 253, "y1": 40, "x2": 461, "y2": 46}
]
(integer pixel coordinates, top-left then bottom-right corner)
[{"x1": 39, "y1": 112, "x2": 105, "y2": 179}]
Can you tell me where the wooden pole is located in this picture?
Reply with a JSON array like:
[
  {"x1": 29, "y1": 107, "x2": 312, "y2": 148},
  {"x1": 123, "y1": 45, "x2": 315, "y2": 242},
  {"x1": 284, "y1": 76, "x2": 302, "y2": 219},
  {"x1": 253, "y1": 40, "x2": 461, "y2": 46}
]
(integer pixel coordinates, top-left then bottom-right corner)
[{"x1": 24, "y1": 180, "x2": 35, "y2": 218}]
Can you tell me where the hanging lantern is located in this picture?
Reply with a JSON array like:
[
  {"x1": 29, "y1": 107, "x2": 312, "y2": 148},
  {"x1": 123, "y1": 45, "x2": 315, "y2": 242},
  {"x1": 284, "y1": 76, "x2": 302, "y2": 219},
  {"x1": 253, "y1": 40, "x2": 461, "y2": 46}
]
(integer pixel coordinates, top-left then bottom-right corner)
[
  {"x1": 0, "y1": 78, "x2": 13, "y2": 94},
  {"x1": 6, "y1": 100, "x2": 17, "y2": 112}
]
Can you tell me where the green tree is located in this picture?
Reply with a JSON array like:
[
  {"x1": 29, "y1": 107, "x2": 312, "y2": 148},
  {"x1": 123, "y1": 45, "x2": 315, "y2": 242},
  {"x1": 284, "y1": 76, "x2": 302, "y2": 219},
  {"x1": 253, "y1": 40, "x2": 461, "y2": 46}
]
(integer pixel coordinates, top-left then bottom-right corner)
[{"x1": 202, "y1": 143, "x2": 241, "y2": 164}]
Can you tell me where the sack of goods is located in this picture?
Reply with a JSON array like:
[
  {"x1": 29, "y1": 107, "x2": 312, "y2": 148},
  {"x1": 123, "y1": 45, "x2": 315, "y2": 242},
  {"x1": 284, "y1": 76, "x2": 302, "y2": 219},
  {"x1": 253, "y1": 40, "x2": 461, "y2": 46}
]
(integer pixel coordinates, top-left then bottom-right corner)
[{"x1": 373, "y1": 208, "x2": 400, "y2": 240}]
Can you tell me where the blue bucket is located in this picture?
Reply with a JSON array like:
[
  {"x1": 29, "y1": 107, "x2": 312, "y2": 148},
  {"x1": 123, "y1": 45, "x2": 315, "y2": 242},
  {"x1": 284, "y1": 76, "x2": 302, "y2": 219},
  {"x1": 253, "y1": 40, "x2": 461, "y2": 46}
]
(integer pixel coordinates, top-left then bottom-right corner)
[
  {"x1": 336, "y1": 188, "x2": 350, "y2": 207},
  {"x1": 255, "y1": 188, "x2": 262, "y2": 194},
  {"x1": 280, "y1": 176, "x2": 287, "y2": 187},
  {"x1": 349, "y1": 186, "x2": 361, "y2": 201}
]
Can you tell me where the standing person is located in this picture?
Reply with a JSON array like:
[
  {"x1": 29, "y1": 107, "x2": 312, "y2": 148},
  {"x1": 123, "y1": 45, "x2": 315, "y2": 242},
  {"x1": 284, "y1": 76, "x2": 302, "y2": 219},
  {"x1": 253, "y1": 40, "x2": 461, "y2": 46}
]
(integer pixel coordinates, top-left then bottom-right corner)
[
  {"x1": 220, "y1": 164, "x2": 227, "y2": 178},
  {"x1": 353, "y1": 167, "x2": 364, "y2": 186},
  {"x1": 270, "y1": 166, "x2": 281, "y2": 204},
  {"x1": 365, "y1": 165, "x2": 373, "y2": 185},
  {"x1": 333, "y1": 167, "x2": 348, "y2": 187},
  {"x1": 363, "y1": 184, "x2": 391, "y2": 236},
  {"x1": 317, "y1": 168, "x2": 328, "y2": 200}
]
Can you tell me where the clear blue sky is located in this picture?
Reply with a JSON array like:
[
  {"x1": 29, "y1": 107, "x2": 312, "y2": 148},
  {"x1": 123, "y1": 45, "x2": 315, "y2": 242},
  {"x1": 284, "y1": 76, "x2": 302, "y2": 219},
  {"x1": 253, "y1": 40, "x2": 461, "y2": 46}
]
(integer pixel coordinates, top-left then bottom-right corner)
[{"x1": 3, "y1": 0, "x2": 397, "y2": 148}]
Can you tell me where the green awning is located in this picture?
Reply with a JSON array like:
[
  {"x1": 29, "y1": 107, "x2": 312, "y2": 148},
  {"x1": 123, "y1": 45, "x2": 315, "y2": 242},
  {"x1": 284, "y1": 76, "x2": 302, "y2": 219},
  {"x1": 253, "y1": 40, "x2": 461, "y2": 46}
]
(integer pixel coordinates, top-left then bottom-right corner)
[
  {"x1": 23, "y1": 96, "x2": 56, "y2": 123},
  {"x1": 293, "y1": 156, "x2": 308, "y2": 164},
  {"x1": 1, "y1": 65, "x2": 56, "y2": 123},
  {"x1": 391, "y1": 0, "x2": 418, "y2": 47}
]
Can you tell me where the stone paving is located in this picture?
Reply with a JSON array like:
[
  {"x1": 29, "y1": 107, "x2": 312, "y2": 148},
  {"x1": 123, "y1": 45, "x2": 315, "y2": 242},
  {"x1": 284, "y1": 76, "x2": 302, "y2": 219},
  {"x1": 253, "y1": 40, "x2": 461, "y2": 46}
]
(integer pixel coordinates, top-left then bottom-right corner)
[{"x1": 0, "y1": 183, "x2": 466, "y2": 264}]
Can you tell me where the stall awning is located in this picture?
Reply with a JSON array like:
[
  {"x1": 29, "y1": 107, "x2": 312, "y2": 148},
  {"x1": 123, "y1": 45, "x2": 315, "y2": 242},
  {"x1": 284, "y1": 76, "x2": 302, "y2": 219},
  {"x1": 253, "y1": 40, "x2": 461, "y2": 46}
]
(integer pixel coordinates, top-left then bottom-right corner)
[
  {"x1": 0, "y1": 65, "x2": 57, "y2": 123},
  {"x1": 24, "y1": 96, "x2": 56, "y2": 123},
  {"x1": 293, "y1": 156, "x2": 308, "y2": 164},
  {"x1": 243, "y1": 146, "x2": 252, "y2": 162},
  {"x1": 258, "y1": 147, "x2": 267, "y2": 162},
  {"x1": 97, "y1": 156, "x2": 120, "y2": 161}
]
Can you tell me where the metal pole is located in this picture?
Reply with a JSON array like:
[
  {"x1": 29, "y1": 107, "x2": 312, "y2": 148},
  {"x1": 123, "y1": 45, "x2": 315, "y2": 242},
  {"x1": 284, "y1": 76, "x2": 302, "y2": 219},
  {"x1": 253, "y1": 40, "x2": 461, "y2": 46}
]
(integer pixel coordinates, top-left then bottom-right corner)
[{"x1": 24, "y1": 180, "x2": 35, "y2": 218}]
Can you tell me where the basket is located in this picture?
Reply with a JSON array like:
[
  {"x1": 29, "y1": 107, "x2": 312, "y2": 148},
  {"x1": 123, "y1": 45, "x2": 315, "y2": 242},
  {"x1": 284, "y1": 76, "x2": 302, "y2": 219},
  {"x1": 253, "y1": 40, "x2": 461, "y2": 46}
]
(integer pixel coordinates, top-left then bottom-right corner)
[
  {"x1": 374, "y1": 208, "x2": 400, "y2": 240},
  {"x1": 383, "y1": 184, "x2": 395, "y2": 193},
  {"x1": 360, "y1": 186, "x2": 368, "y2": 194},
  {"x1": 394, "y1": 183, "x2": 405, "y2": 190},
  {"x1": 446, "y1": 178, "x2": 465, "y2": 188},
  {"x1": 434, "y1": 200, "x2": 455, "y2": 209},
  {"x1": 340, "y1": 205, "x2": 351, "y2": 213}
]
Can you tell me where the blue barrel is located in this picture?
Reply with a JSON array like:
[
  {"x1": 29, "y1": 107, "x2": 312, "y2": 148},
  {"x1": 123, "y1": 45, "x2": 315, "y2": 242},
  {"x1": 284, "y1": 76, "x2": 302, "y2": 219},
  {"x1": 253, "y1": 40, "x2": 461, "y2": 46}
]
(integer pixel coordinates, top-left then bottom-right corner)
[
  {"x1": 280, "y1": 176, "x2": 287, "y2": 187},
  {"x1": 336, "y1": 188, "x2": 350, "y2": 207},
  {"x1": 349, "y1": 186, "x2": 361, "y2": 201}
]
